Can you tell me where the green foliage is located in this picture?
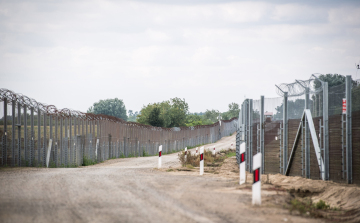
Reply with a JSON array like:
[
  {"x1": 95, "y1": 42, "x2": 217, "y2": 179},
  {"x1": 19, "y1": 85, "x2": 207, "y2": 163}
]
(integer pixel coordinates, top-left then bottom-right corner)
[
  {"x1": 314, "y1": 74, "x2": 346, "y2": 88},
  {"x1": 204, "y1": 109, "x2": 220, "y2": 123},
  {"x1": 87, "y1": 98, "x2": 127, "y2": 120},
  {"x1": 222, "y1": 102, "x2": 240, "y2": 120},
  {"x1": 185, "y1": 114, "x2": 213, "y2": 126},
  {"x1": 352, "y1": 84, "x2": 360, "y2": 111},
  {"x1": 149, "y1": 107, "x2": 163, "y2": 127},
  {"x1": 142, "y1": 150, "x2": 150, "y2": 157},
  {"x1": 315, "y1": 200, "x2": 330, "y2": 210},
  {"x1": 49, "y1": 161, "x2": 56, "y2": 168},
  {"x1": 274, "y1": 99, "x2": 312, "y2": 120},
  {"x1": 82, "y1": 156, "x2": 97, "y2": 166},
  {"x1": 289, "y1": 198, "x2": 332, "y2": 217},
  {"x1": 137, "y1": 97, "x2": 189, "y2": 128},
  {"x1": 226, "y1": 152, "x2": 236, "y2": 157}
]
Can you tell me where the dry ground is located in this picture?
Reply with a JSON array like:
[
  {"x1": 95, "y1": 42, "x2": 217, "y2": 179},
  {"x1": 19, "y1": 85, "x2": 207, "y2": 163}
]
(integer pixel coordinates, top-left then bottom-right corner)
[{"x1": 0, "y1": 134, "x2": 358, "y2": 223}]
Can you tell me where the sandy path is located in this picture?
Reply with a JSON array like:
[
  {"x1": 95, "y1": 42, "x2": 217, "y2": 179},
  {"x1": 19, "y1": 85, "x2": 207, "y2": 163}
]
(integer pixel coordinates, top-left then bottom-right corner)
[{"x1": 0, "y1": 134, "x2": 323, "y2": 223}]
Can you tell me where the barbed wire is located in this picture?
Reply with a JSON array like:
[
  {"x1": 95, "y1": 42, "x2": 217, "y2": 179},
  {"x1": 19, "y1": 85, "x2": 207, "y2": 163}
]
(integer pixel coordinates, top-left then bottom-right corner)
[
  {"x1": 276, "y1": 74, "x2": 323, "y2": 97},
  {"x1": 0, "y1": 88, "x2": 237, "y2": 131}
]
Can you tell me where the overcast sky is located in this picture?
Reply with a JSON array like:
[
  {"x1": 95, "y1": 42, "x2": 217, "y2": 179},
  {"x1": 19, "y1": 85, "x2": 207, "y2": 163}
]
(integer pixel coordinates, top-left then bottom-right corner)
[{"x1": 1, "y1": 0, "x2": 359, "y2": 114}]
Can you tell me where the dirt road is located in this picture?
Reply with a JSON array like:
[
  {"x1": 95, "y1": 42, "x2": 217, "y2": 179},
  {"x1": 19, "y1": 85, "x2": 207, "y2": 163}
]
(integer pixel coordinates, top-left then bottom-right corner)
[{"x1": 0, "y1": 135, "x2": 323, "y2": 223}]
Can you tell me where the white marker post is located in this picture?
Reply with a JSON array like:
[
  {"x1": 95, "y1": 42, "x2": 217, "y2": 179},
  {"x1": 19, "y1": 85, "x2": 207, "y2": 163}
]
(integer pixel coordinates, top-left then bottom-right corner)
[
  {"x1": 158, "y1": 145, "x2": 162, "y2": 169},
  {"x1": 213, "y1": 147, "x2": 216, "y2": 155},
  {"x1": 95, "y1": 139, "x2": 99, "y2": 160},
  {"x1": 184, "y1": 147, "x2": 187, "y2": 162},
  {"x1": 252, "y1": 153, "x2": 262, "y2": 205},
  {"x1": 195, "y1": 147, "x2": 198, "y2": 154},
  {"x1": 200, "y1": 146, "x2": 204, "y2": 175},
  {"x1": 46, "y1": 139, "x2": 53, "y2": 168},
  {"x1": 239, "y1": 142, "x2": 246, "y2": 185}
]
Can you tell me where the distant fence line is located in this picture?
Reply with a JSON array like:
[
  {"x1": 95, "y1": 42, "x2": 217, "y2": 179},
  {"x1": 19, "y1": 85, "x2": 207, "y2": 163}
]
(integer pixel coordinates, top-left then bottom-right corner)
[{"x1": 0, "y1": 88, "x2": 237, "y2": 167}]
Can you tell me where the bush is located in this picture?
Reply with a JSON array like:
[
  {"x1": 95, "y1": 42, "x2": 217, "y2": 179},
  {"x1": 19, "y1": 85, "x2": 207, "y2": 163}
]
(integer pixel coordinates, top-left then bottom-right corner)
[
  {"x1": 178, "y1": 148, "x2": 234, "y2": 167},
  {"x1": 82, "y1": 156, "x2": 97, "y2": 166}
]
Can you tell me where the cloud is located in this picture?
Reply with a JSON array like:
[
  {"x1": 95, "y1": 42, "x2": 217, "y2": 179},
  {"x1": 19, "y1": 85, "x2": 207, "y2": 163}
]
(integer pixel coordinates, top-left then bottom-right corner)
[{"x1": 0, "y1": 0, "x2": 359, "y2": 113}]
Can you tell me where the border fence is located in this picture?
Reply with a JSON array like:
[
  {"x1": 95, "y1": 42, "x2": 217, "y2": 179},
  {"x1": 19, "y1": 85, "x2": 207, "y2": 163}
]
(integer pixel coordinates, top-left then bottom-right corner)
[
  {"x1": 0, "y1": 88, "x2": 237, "y2": 168},
  {"x1": 236, "y1": 74, "x2": 360, "y2": 185}
]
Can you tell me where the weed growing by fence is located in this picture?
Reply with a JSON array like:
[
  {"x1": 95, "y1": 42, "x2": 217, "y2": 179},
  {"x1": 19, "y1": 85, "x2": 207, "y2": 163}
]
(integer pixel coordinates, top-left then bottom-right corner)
[
  {"x1": 178, "y1": 148, "x2": 235, "y2": 167},
  {"x1": 82, "y1": 156, "x2": 97, "y2": 166},
  {"x1": 289, "y1": 198, "x2": 335, "y2": 217}
]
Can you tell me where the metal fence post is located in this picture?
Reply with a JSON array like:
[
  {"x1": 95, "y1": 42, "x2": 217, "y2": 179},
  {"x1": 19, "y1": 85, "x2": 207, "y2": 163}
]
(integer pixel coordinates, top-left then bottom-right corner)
[
  {"x1": 69, "y1": 117, "x2": 72, "y2": 166},
  {"x1": 37, "y1": 108, "x2": 41, "y2": 166},
  {"x1": 12, "y1": 100, "x2": 15, "y2": 167},
  {"x1": 323, "y1": 82, "x2": 329, "y2": 181},
  {"x1": 60, "y1": 118, "x2": 63, "y2": 166},
  {"x1": 65, "y1": 117, "x2": 68, "y2": 166},
  {"x1": 43, "y1": 112, "x2": 46, "y2": 167},
  {"x1": 260, "y1": 96, "x2": 264, "y2": 173},
  {"x1": 17, "y1": 102, "x2": 21, "y2": 166},
  {"x1": 305, "y1": 88, "x2": 310, "y2": 178},
  {"x1": 24, "y1": 106, "x2": 27, "y2": 166},
  {"x1": 346, "y1": 75, "x2": 352, "y2": 184},
  {"x1": 55, "y1": 116, "x2": 58, "y2": 167},
  {"x1": 283, "y1": 92, "x2": 288, "y2": 175},
  {"x1": 3, "y1": 99, "x2": 7, "y2": 166},
  {"x1": 30, "y1": 107, "x2": 34, "y2": 167},
  {"x1": 249, "y1": 99, "x2": 253, "y2": 173}
]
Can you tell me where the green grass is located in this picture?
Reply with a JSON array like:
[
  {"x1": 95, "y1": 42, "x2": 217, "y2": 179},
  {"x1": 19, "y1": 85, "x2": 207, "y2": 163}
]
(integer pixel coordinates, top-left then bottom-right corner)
[
  {"x1": 82, "y1": 156, "x2": 97, "y2": 166},
  {"x1": 226, "y1": 152, "x2": 236, "y2": 158},
  {"x1": 289, "y1": 198, "x2": 334, "y2": 217}
]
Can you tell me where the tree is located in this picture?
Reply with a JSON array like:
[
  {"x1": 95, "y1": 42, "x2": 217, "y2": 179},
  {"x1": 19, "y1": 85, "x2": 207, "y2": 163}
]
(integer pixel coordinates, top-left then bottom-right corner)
[
  {"x1": 274, "y1": 99, "x2": 312, "y2": 120},
  {"x1": 221, "y1": 102, "x2": 240, "y2": 120},
  {"x1": 137, "y1": 97, "x2": 189, "y2": 128},
  {"x1": 148, "y1": 107, "x2": 163, "y2": 127},
  {"x1": 127, "y1": 110, "x2": 139, "y2": 122},
  {"x1": 185, "y1": 113, "x2": 213, "y2": 126},
  {"x1": 204, "y1": 109, "x2": 220, "y2": 123},
  {"x1": 87, "y1": 98, "x2": 127, "y2": 120}
]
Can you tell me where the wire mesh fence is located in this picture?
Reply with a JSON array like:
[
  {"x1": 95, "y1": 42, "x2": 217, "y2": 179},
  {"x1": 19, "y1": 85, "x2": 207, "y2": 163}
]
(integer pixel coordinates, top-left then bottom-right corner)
[
  {"x1": 236, "y1": 74, "x2": 359, "y2": 185},
  {"x1": 0, "y1": 88, "x2": 237, "y2": 168}
]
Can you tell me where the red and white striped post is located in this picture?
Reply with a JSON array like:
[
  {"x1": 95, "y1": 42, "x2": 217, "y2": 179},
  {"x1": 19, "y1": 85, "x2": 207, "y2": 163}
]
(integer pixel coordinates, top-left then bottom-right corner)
[
  {"x1": 213, "y1": 147, "x2": 215, "y2": 155},
  {"x1": 239, "y1": 142, "x2": 246, "y2": 185},
  {"x1": 252, "y1": 153, "x2": 262, "y2": 205},
  {"x1": 184, "y1": 147, "x2": 187, "y2": 162},
  {"x1": 200, "y1": 146, "x2": 204, "y2": 175},
  {"x1": 158, "y1": 145, "x2": 162, "y2": 169}
]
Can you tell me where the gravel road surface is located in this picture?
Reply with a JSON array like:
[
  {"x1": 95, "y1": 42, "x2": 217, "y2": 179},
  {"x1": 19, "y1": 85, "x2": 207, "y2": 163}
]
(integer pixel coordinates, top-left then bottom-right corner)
[{"x1": 0, "y1": 135, "x2": 322, "y2": 223}]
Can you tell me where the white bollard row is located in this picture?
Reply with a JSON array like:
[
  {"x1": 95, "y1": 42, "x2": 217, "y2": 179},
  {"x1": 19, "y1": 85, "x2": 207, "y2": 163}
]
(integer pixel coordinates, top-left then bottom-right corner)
[
  {"x1": 252, "y1": 153, "x2": 262, "y2": 205},
  {"x1": 200, "y1": 146, "x2": 204, "y2": 175},
  {"x1": 158, "y1": 145, "x2": 162, "y2": 169}
]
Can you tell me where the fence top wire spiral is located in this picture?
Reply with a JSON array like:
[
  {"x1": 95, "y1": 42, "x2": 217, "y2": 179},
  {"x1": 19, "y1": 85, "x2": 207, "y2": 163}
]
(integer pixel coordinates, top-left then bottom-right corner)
[
  {"x1": 276, "y1": 74, "x2": 324, "y2": 97},
  {"x1": 0, "y1": 88, "x2": 237, "y2": 131}
]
